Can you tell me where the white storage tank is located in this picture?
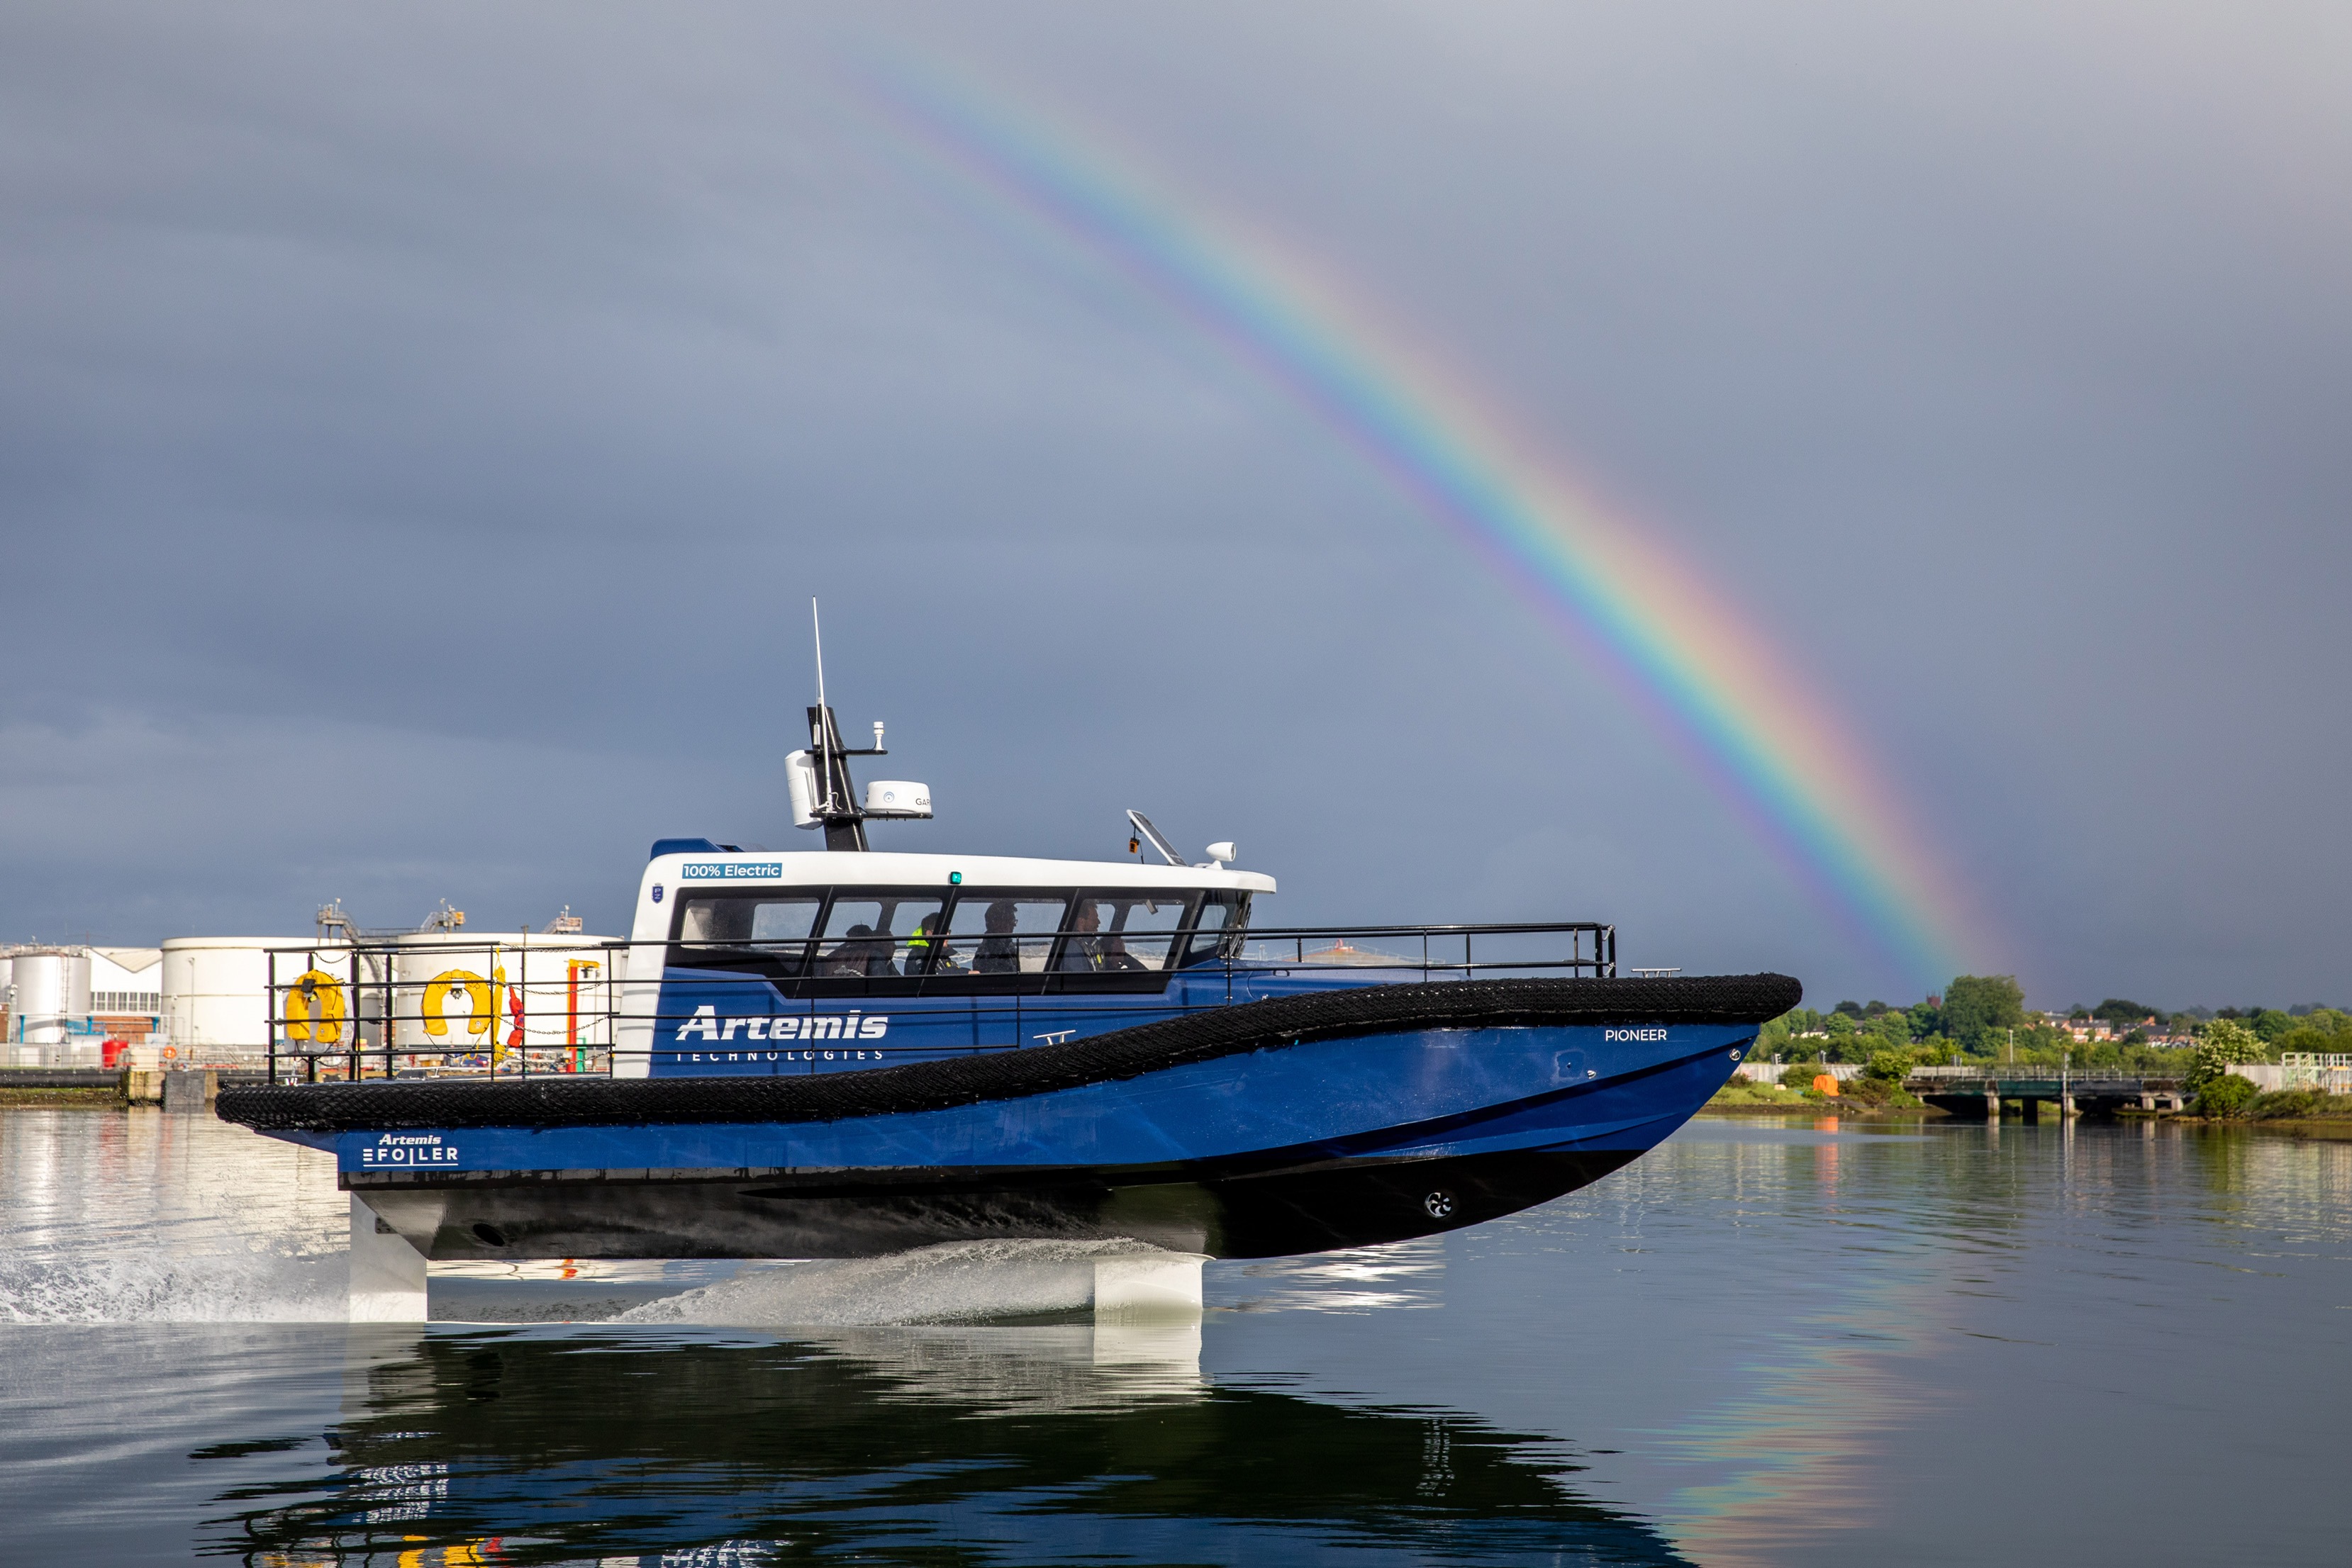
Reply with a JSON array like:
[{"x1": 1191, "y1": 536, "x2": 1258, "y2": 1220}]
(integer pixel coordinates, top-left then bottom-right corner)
[
  {"x1": 160, "y1": 937, "x2": 310, "y2": 1067},
  {"x1": 9, "y1": 948, "x2": 93, "y2": 1065},
  {"x1": 1, "y1": 950, "x2": 22, "y2": 1067},
  {"x1": 386, "y1": 931, "x2": 619, "y2": 1067}
]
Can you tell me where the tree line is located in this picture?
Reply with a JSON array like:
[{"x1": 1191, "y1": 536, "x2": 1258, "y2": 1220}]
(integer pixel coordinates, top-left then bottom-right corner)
[{"x1": 1756, "y1": 975, "x2": 2352, "y2": 1072}]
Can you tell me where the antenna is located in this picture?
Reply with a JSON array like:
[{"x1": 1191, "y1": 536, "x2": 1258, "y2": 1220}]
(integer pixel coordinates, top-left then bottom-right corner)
[
  {"x1": 811, "y1": 598, "x2": 827, "y2": 710},
  {"x1": 786, "y1": 605, "x2": 932, "y2": 851}
]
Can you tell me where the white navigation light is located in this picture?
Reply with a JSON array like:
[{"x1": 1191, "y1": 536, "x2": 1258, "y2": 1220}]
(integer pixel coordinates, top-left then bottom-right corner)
[
  {"x1": 1205, "y1": 841, "x2": 1237, "y2": 866},
  {"x1": 785, "y1": 749, "x2": 821, "y2": 829},
  {"x1": 864, "y1": 780, "x2": 933, "y2": 819}
]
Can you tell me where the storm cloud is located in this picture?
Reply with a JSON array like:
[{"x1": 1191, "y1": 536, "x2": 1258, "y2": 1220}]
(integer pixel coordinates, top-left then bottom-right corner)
[{"x1": 1, "y1": 1, "x2": 2345, "y2": 1009}]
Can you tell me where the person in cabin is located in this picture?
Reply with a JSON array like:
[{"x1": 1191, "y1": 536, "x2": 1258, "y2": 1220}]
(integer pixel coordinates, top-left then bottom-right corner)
[
  {"x1": 1058, "y1": 902, "x2": 1105, "y2": 972},
  {"x1": 823, "y1": 924, "x2": 896, "y2": 978},
  {"x1": 971, "y1": 901, "x2": 1022, "y2": 973},
  {"x1": 908, "y1": 912, "x2": 961, "y2": 974}
]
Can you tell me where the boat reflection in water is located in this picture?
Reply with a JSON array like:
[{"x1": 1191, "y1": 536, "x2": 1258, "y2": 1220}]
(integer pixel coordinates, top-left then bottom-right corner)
[{"x1": 225, "y1": 1323, "x2": 1688, "y2": 1566}]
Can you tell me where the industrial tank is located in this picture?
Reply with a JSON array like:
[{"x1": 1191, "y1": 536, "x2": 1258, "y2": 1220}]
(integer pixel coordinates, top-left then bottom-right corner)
[
  {"x1": 386, "y1": 931, "x2": 618, "y2": 1068},
  {"x1": 160, "y1": 937, "x2": 311, "y2": 1067},
  {"x1": 9, "y1": 948, "x2": 93, "y2": 1065}
]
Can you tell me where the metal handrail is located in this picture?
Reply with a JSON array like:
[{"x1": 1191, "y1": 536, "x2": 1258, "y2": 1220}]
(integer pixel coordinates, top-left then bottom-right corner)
[
  {"x1": 251, "y1": 919, "x2": 1617, "y2": 1085},
  {"x1": 264, "y1": 938, "x2": 629, "y2": 1087},
  {"x1": 1230, "y1": 920, "x2": 1613, "y2": 981},
  {"x1": 1905, "y1": 1065, "x2": 2186, "y2": 1085},
  {"x1": 1237, "y1": 920, "x2": 1612, "y2": 938}
]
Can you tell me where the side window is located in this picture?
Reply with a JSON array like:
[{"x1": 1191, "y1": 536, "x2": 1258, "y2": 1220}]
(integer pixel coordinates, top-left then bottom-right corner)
[
  {"x1": 674, "y1": 895, "x2": 824, "y2": 975},
  {"x1": 1071, "y1": 892, "x2": 1196, "y2": 973},
  {"x1": 1182, "y1": 895, "x2": 1244, "y2": 967},
  {"x1": 813, "y1": 893, "x2": 947, "y2": 979},
  {"x1": 940, "y1": 892, "x2": 1072, "y2": 975}
]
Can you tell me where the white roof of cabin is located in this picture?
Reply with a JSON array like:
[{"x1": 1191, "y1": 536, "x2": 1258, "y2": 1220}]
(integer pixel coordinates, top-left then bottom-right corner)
[{"x1": 639, "y1": 849, "x2": 1274, "y2": 897}]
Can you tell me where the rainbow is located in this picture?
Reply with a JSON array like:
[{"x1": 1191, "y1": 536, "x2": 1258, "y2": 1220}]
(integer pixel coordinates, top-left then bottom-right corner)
[{"x1": 859, "y1": 57, "x2": 1983, "y2": 987}]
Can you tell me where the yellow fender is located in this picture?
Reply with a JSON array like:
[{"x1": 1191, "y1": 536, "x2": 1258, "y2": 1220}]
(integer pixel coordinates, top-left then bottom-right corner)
[
  {"x1": 422, "y1": 969, "x2": 496, "y2": 1039},
  {"x1": 285, "y1": 969, "x2": 346, "y2": 1046}
]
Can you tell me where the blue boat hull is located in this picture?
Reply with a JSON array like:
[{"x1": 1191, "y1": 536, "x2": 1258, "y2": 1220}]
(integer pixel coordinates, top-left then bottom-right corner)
[
  {"x1": 321, "y1": 1022, "x2": 1751, "y2": 1258},
  {"x1": 352, "y1": 1145, "x2": 1643, "y2": 1262},
  {"x1": 222, "y1": 973, "x2": 1797, "y2": 1259}
]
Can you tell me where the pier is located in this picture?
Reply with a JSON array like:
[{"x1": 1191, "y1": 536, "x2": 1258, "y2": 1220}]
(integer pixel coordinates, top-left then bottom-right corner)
[
  {"x1": 1904, "y1": 1065, "x2": 2190, "y2": 1119},
  {"x1": 0, "y1": 1065, "x2": 265, "y2": 1107}
]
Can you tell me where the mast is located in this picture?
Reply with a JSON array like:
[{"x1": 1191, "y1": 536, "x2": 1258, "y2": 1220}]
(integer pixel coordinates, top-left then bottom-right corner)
[{"x1": 806, "y1": 702, "x2": 882, "y2": 851}]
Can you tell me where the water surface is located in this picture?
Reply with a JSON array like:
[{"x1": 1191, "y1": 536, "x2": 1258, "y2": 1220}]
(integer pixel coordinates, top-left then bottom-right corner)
[{"x1": 3, "y1": 1107, "x2": 2344, "y2": 1564}]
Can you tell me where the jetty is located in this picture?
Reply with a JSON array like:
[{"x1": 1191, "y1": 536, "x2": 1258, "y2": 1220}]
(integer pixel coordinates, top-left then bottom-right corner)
[{"x1": 0, "y1": 1065, "x2": 265, "y2": 1107}]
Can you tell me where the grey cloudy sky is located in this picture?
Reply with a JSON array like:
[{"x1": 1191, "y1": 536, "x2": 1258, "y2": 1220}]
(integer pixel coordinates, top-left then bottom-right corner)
[{"x1": 1, "y1": 1, "x2": 2345, "y2": 1010}]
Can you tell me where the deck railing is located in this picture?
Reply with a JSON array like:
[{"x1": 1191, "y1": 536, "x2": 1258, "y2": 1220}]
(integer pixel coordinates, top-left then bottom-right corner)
[
  {"x1": 1230, "y1": 921, "x2": 1615, "y2": 980},
  {"x1": 262, "y1": 939, "x2": 628, "y2": 1086},
  {"x1": 257, "y1": 920, "x2": 1615, "y2": 1085}
]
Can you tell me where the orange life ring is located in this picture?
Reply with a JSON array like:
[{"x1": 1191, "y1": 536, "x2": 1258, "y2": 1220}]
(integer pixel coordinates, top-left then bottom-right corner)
[{"x1": 161, "y1": 1046, "x2": 177, "y2": 1060}]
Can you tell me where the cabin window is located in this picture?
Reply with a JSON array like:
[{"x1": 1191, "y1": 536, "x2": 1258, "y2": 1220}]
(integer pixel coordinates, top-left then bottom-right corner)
[
  {"x1": 813, "y1": 894, "x2": 948, "y2": 979},
  {"x1": 937, "y1": 892, "x2": 1072, "y2": 975},
  {"x1": 1066, "y1": 891, "x2": 1195, "y2": 972},
  {"x1": 1181, "y1": 893, "x2": 1246, "y2": 966},
  {"x1": 668, "y1": 885, "x2": 1243, "y2": 992},
  {"x1": 673, "y1": 894, "x2": 825, "y2": 975}
]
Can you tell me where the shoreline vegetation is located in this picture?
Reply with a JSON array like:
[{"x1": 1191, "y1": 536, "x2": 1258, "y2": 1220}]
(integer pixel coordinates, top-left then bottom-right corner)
[{"x1": 1715, "y1": 975, "x2": 2352, "y2": 1125}]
